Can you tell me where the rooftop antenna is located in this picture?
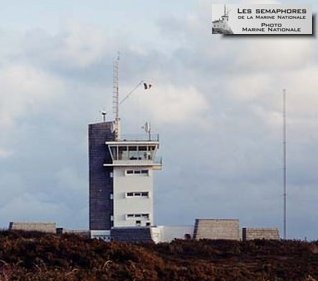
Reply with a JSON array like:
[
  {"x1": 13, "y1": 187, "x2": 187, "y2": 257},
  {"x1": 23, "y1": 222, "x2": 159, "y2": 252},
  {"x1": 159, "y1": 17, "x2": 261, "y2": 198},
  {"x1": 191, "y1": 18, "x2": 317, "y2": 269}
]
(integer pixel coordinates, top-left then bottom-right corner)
[
  {"x1": 113, "y1": 52, "x2": 120, "y2": 140},
  {"x1": 142, "y1": 122, "x2": 151, "y2": 141},
  {"x1": 110, "y1": 53, "x2": 152, "y2": 139},
  {"x1": 283, "y1": 89, "x2": 287, "y2": 239}
]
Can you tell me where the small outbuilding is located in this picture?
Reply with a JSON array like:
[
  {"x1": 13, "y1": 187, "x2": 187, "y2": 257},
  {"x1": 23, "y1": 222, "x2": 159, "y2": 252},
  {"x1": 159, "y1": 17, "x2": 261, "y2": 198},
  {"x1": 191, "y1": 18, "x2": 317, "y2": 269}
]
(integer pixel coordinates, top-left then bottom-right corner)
[
  {"x1": 193, "y1": 219, "x2": 240, "y2": 240},
  {"x1": 9, "y1": 222, "x2": 56, "y2": 233}
]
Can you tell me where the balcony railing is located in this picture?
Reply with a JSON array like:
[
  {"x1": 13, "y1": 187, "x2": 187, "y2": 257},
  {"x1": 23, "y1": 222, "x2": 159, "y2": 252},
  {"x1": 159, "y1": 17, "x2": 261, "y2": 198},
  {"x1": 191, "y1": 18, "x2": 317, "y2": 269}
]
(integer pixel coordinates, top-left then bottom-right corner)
[
  {"x1": 118, "y1": 134, "x2": 159, "y2": 142},
  {"x1": 104, "y1": 157, "x2": 162, "y2": 167}
]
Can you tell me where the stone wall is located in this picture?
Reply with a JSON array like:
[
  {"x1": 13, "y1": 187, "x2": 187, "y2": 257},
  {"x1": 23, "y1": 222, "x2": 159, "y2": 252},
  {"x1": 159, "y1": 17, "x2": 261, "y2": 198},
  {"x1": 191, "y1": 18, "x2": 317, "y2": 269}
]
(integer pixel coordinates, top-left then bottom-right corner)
[
  {"x1": 193, "y1": 219, "x2": 240, "y2": 240},
  {"x1": 9, "y1": 222, "x2": 56, "y2": 233},
  {"x1": 89, "y1": 122, "x2": 115, "y2": 231},
  {"x1": 242, "y1": 228, "x2": 280, "y2": 241}
]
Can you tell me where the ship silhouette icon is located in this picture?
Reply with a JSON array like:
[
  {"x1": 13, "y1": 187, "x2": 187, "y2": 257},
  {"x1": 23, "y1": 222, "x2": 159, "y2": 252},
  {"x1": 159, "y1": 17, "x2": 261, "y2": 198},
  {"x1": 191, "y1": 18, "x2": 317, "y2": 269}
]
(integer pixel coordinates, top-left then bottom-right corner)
[{"x1": 212, "y1": 5, "x2": 233, "y2": 34}]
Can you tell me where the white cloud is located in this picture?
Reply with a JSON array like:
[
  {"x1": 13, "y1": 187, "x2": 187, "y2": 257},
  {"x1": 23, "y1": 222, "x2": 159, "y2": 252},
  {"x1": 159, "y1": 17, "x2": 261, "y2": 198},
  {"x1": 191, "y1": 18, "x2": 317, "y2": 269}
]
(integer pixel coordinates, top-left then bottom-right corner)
[
  {"x1": 132, "y1": 85, "x2": 210, "y2": 125},
  {"x1": 50, "y1": 22, "x2": 114, "y2": 69},
  {"x1": 235, "y1": 39, "x2": 313, "y2": 71},
  {"x1": 281, "y1": 66, "x2": 318, "y2": 115},
  {"x1": 0, "y1": 64, "x2": 65, "y2": 130},
  {"x1": 0, "y1": 149, "x2": 13, "y2": 158},
  {"x1": 227, "y1": 73, "x2": 273, "y2": 101}
]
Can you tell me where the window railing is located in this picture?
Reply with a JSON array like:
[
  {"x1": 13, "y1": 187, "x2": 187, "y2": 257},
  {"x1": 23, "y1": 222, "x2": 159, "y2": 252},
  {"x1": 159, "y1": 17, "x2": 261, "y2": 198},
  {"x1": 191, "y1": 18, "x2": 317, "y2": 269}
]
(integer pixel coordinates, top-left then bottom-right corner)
[
  {"x1": 118, "y1": 134, "x2": 159, "y2": 142},
  {"x1": 114, "y1": 156, "x2": 162, "y2": 164}
]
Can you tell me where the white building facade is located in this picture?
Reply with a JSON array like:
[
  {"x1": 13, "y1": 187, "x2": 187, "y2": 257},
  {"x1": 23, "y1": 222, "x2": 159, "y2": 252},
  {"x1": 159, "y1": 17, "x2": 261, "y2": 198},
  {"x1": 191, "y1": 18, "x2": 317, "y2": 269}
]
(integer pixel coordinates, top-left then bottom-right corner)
[{"x1": 104, "y1": 140, "x2": 162, "y2": 228}]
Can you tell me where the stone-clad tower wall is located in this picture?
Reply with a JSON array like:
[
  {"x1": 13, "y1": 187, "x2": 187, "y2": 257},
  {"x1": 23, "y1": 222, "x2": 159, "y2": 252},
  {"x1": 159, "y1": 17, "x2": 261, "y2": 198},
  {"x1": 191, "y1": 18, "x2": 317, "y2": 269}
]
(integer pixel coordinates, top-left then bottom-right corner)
[{"x1": 89, "y1": 122, "x2": 114, "y2": 230}]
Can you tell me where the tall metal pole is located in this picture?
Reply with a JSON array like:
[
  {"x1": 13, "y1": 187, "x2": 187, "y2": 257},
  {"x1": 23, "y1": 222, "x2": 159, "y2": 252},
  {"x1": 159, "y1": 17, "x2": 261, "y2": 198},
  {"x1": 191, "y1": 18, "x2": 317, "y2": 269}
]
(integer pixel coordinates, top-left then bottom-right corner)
[
  {"x1": 283, "y1": 89, "x2": 287, "y2": 239},
  {"x1": 113, "y1": 53, "x2": 120, "y2": 140}
]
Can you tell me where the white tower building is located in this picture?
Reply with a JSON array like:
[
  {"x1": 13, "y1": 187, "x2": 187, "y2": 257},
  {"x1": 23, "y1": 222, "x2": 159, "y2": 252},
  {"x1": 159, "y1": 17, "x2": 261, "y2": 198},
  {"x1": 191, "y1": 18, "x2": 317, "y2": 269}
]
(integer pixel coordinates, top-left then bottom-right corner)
[
  {"x1": 89, "y1": 56, "x2": 162, "y2": 241},
  {"x1": 89, "y1": 121, "x2": 162, "y2": 240},
  {"x1": 105, "y1": 136, "x2": 162, "y2": 228}
]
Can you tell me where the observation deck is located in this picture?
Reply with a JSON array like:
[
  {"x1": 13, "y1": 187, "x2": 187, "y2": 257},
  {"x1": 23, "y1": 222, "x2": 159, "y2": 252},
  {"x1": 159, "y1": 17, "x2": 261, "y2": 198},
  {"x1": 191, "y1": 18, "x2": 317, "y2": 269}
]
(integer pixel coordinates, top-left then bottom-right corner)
[{"x1": 103, "y1": 134, "x2": 162, "y2": 169}]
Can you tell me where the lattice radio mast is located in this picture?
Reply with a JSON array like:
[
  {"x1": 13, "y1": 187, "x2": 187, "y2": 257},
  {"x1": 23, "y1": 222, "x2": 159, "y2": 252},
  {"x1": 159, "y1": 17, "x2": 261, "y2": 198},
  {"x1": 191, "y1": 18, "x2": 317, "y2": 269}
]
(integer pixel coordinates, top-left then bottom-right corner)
[{"x1": 113, "y1": 53, "x2": 120, "y2": 140}]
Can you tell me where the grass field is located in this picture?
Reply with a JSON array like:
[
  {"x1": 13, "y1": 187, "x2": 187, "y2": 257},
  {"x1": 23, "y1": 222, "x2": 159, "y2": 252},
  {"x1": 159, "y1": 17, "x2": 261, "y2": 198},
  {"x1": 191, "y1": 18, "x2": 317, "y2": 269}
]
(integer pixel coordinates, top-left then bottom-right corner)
[{"x1": 0, "y1": 231, "x2": 317, "y2": 280}]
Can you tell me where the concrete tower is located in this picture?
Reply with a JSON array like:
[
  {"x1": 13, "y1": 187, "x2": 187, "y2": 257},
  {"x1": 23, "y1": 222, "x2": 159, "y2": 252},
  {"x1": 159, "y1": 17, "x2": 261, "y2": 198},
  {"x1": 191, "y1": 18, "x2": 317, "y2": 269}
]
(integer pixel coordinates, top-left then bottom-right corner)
[
  {"x1": 89, "y1": 120, "x2": 162, "y2": 240},
  {"x1": 89, "y1": 56, "x2": 162, "y2": 240}
]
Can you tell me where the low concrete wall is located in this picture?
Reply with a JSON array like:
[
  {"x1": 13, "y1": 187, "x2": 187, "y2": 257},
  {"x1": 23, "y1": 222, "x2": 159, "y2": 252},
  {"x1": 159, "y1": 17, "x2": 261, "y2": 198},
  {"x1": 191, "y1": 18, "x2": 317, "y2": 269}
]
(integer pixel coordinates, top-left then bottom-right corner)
[
  {"x1": 9, "y1": 222, "x2": 56, "y2": 233},
  {"x1": 161, "y1": 225, "x2": 194, "y2": 242},
  {"x1": 194, "y1": 219, "x2": 240, "y2": 240},
  {"x1": 62, "y1": 229, "x2": 90, "y2": 238},
  {"x1": 242, "y1": 228, "x2": 280, "y2": 241},
  {"x1": 151, "y1": 226, "x2": 194, "y2": 243}
]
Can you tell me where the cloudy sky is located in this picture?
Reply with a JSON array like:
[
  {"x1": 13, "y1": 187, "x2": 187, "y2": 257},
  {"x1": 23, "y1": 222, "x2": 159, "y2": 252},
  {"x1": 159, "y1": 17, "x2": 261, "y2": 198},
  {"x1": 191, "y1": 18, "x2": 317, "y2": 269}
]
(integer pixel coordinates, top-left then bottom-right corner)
[{"x1": 0, "y1": 0, "x2": 317, "y2": 240}]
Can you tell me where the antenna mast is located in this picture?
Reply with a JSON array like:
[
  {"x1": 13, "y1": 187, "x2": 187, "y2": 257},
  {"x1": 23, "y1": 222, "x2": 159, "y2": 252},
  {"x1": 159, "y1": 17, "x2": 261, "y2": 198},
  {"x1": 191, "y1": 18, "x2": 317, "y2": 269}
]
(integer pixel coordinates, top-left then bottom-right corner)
[
  {"x1": 113, "y1": 53, "x2": 120, "y2": 140},
  {"x1": 283, "y1": 89, "x2": 287, "y2": 239}
]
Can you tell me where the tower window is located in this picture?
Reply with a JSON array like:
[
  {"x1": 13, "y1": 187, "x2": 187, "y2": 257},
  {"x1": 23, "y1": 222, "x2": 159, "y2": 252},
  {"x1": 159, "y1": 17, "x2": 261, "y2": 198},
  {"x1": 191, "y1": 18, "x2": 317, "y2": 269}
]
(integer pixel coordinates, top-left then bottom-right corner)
[
  {"x1": 126, "y1": 213, "x2": 150, "y2": 220},
  {"x1": 125, "y1": 169, "x2": 149, "y2": 176},
  {"x1": 125, "y1": 192, "x2": 149, "y2": 198}
]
